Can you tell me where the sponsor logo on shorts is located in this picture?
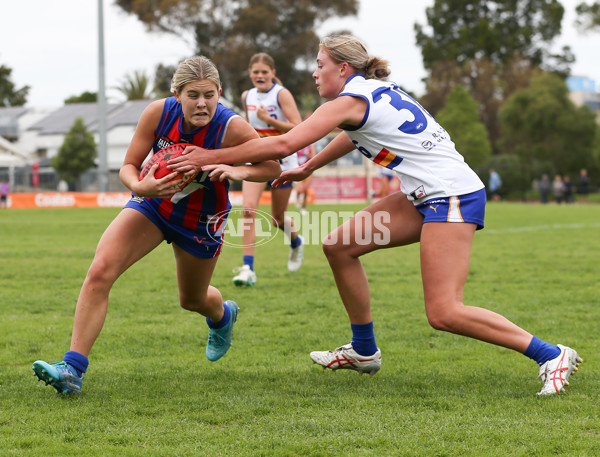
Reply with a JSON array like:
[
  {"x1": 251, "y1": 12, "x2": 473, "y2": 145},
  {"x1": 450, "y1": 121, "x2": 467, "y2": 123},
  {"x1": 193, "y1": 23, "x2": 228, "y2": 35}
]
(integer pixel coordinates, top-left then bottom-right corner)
[{"x1": 410, "y1": 185, "x2": 426, "y2": 200}]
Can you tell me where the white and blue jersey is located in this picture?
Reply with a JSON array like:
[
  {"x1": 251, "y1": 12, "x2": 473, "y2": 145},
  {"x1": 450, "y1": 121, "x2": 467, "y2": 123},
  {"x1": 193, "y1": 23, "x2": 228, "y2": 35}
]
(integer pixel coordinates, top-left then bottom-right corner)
[
  {"x1": 245, "y1": 84, "x2": 299, "y2": 172},
  {"x1": 339, "y1": 75, "x2": 484, "y2": 204}
]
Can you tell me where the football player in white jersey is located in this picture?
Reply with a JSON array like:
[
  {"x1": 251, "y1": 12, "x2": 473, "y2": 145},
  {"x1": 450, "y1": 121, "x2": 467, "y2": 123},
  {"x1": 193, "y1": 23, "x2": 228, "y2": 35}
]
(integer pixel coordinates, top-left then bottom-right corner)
[
  {"x1": 169, "y1": 36, "x2": 582, "y2": 395},
  {"x1": 232, "y1": 52, "x2": 305, "y2": 287}
]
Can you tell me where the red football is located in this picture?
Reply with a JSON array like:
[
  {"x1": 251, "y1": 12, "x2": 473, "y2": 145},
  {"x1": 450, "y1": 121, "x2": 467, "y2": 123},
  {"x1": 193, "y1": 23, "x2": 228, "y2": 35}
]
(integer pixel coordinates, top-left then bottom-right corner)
[{"x1": 139, "y1": 143, "x2": 198, "y2": 191}]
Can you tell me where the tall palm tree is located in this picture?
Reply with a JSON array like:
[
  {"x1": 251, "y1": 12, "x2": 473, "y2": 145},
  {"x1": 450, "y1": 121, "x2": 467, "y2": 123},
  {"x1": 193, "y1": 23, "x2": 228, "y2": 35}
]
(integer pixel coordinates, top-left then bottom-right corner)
[{"x1": 115, "y1": 69, "x2": 152, "y2": 100}]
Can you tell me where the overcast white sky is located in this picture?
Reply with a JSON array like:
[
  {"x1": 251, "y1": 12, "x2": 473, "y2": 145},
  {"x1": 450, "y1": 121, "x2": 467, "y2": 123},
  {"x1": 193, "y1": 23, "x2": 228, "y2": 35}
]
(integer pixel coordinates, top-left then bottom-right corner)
[{"x1": 1, "y1": 0, "x2": 599, "y2": 108}]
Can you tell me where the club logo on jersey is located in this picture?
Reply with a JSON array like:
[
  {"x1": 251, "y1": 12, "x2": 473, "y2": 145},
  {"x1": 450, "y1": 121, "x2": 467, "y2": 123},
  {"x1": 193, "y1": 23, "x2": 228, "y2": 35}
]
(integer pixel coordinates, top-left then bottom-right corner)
[{"x1": 373, "y1": 148, "x2": 402, "y2": 169}]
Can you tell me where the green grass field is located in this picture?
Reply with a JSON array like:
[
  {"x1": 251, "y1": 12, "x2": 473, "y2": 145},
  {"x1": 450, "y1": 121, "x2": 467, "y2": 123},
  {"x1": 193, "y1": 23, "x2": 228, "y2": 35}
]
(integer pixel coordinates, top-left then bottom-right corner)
[{"x1": 1, "y1": 202, "x2": 599, "y2": 456}]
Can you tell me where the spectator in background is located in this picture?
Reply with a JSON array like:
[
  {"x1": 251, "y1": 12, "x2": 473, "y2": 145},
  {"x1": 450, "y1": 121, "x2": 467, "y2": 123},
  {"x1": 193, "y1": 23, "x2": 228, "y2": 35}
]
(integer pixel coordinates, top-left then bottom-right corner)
[
  {"x1": 539, "y1": 174, "x2": 551, "y2": 204},
  {"x1": 0, "y1": 179, "x2": 9, "y2": 208},
  {"x1": 563, "y1": 175, "x2": 574, "y2": 203},
  {"x1": 577, "y1": 168, "x2": 589, "y2": 202},
  {"x1": 57, "y1": 180, "x2": 69, "y2": 192},
  {"x1": 553, "y1": 174, "x2": 564, "y2": 204},
  {"x1": 488, "y1": 169, "x2": 502, "y2": 201}
]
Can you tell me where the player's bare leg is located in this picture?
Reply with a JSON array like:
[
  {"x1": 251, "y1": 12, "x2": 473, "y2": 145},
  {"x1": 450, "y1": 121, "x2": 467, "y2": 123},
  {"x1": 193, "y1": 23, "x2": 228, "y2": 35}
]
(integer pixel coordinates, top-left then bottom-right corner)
[
  {"x1": 173, "y1": 246, "x2": 221, "y2": 320},
  {"x1": 232, "y1": 181, "x2": 265, "y2": 286},
  {"x1": 70, "y1": 209, "x2": 165, "y2": 356},
  {"x1": 174, "y1": 245, "x2": 238, "y2": 361},
  {"x1": 321, "y1": 192, "x2": 422, "y2": 324},
  {"x1": 33, "y1": 209, "x2": 164, "y2": 393},
  {"x1": 311, "y1": 192, "x2": 422, "y2": 374},
  {"x1": 419, "y1": 222, "x2": 532, "y2": 352},
  {"x1": 271, "y1": 185, "x2": 303, "y2": 271},
  {"x1": 240, "y1": 181, "x2": 266, "y2": 254}
]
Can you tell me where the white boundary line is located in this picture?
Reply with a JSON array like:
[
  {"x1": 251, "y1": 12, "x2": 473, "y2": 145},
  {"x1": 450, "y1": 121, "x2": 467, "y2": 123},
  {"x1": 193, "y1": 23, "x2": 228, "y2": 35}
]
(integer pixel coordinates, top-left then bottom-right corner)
[{"x1": 484, "y1": 222, "x2": 600, "y2": 234}]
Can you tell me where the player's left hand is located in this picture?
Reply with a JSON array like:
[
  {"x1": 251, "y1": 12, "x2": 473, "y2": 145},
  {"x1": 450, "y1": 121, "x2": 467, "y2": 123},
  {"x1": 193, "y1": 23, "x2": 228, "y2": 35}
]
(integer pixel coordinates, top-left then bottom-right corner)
[
  {"x1": 167, "y1": 145, "x2": 213, "y2": 178},
  {"x1": 272, "y1": 165, "x2": 311, "y2": 188},
  {"x1": 203, "y1": 164, "x2": 248, "y2": 182}
]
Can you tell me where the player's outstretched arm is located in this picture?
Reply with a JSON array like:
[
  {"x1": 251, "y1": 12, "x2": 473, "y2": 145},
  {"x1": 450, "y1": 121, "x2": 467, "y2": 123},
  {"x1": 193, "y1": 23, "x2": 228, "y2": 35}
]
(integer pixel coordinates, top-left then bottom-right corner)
[
  {"x1": 199, "y1": 116, "x2": 281, "y2": 183},
  {"x1": 167, "y1": 96, "x2": 359, "y2": 173},
  {"x1": 272, "y1": 132, "x2": 355, "y2": 188},
  {"x1": 204, "y1": 161, "x2": 281, "y2": 183}
]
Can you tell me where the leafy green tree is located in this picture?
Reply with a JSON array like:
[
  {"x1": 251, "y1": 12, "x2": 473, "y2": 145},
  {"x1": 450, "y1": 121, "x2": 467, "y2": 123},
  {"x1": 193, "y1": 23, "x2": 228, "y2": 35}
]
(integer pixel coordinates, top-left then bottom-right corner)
[
  {"x1": 415, "y1": 0, "x2": 568, "y2": 71},
  {"x1": 415, "y1": 1, "x2": 576, "y2": 153},
  {"x1": 0, "y1": 64, "x2": 29, "y2": 106},
  {"x1": 115, "y1": 0, "x2": 358, "y2": 105},
  {"x1": 64, "y1": 91, "x2": 97, "y2": 104},
  {"x1": 592, "y1": 124, "x2": 600, "y2": 176},
  {"x1": 436, "y1": 85, "x2": 492, "y2": 167},
  {"x1": 498, "y1": 72, "x2": 597, "y2": 181},
  {"x1": 153, "y1": 63, "x2": 178, "y2": 99},
  {"x1": 51, "y1": 118, "x2": 97, "y2": 191},
  {"x1": 419, "y1": 56, "x2": 539, "y2": 149},
  {"x1": 115, "y1": 69, "x2": 152, "y2": 100},
  {"x1": 576, "y1": 1, "x2": 600, "y2": 30}
]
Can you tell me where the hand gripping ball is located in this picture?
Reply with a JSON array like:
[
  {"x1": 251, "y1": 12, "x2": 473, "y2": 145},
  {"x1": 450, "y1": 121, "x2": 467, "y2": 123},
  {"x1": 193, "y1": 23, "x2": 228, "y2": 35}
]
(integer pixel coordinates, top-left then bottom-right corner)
[{"x1": 139, "y1": 143, "x2": 198, "y2": 191}]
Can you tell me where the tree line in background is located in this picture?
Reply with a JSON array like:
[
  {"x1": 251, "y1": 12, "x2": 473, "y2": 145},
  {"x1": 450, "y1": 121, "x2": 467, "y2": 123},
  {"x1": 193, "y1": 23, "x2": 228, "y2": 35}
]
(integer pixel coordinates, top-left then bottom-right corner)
[{"x1": 1, "y1": 0, "x2": 600, "y2": 194}]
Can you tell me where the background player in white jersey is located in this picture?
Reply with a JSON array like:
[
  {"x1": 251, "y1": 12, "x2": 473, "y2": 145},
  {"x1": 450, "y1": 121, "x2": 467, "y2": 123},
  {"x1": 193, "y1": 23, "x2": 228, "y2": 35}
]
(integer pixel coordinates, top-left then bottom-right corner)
[
  {"x1": 232, "y1": 52, "x2": 304, "y2": 287},
  {"x1": 169, "y1": 36, "x2": 582, "y2": 395}
]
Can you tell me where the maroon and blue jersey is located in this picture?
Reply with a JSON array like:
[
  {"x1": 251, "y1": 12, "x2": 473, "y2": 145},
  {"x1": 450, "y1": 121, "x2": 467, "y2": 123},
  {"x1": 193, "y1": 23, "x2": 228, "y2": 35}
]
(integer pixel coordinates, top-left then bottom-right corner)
[{"x1": 144, "y1": 97, "x2": 238, "y2": 232}]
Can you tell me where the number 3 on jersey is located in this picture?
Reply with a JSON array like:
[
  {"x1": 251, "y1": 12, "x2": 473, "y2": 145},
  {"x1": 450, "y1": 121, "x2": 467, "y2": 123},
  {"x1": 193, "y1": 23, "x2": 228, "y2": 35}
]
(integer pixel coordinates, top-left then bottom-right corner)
[{"x1": 371, "y1": 85, "x2": 430, "y2": 134}]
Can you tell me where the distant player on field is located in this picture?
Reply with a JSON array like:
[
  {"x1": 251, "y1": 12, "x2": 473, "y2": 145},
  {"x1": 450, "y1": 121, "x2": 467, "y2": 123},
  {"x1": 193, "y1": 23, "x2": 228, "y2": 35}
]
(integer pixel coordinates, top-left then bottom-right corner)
[
  {"x1": 168, "y1": 35, "x2": 582, "y2": 396},
  {"x1": 231, "y1": 52, "x2": 305, "y2": 287},
  {"x1": 32, "y1": 56, "x2": 280, "y2": 394}
]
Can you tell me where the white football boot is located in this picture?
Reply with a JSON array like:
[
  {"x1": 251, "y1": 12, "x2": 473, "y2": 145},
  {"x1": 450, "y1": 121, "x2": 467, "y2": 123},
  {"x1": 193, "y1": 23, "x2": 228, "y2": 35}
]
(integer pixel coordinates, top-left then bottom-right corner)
[
  {"x1": 288, "y1": 235, "x2": 304, "y2": 272},
  {"x1": 537, "y1": 344, "x2": 583, "y2": 395},
  {"x1": 310, "y1": 343, "x2": 381, "y2": 377},
  {"x1": 232, "y1": 265, "x2": 257, "y2": 287}
]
